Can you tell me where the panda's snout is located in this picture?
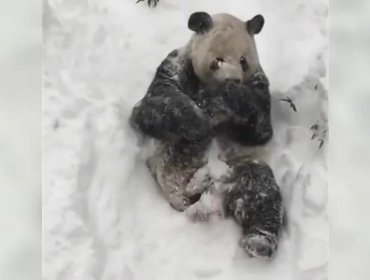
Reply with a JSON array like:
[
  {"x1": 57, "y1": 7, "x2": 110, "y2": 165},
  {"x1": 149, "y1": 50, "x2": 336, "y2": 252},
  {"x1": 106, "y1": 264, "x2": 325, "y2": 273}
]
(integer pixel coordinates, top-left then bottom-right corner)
[{"x1": 214, "y1": 63, "x2": 243, "y2": 83}]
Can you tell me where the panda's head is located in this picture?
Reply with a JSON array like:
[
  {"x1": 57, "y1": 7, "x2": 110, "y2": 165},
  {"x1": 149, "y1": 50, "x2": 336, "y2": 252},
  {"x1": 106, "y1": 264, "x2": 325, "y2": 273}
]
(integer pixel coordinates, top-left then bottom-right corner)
[{"x1": 187, "y1": 12, "x2": 265, "y2": 84}]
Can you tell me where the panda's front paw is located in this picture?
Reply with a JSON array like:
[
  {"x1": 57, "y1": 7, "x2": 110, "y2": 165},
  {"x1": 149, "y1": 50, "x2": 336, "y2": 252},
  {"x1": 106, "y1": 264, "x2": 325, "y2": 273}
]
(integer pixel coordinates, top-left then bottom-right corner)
[
  {"x1": 251, "y1": 72, "x2": 269, "y2": 89},
  {"x1": 169, "y1": 194, "x2": 192, "y2": 212},
  {"x1": 198, "y1": 86, "x2": 232, "y2": 125}
]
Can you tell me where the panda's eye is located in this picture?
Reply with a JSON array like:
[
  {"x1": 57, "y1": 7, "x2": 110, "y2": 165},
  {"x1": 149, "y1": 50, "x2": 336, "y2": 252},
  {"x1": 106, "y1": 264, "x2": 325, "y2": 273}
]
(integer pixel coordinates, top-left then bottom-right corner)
[
  {"x1": 240, "y1": 56, "x2": 248, "y2": 71},
  {"x1": 210, "y1": 60, "x2": 219, "y2": 70},
  {"x1": 210, "y1": 57, "x2": 224, "y2": 70}
]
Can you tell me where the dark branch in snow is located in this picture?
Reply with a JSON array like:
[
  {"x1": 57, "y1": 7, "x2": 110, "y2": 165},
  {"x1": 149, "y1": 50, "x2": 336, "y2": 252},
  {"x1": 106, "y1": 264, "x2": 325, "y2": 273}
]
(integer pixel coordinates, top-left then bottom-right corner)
[
  {"x1": 279, "y1": 97, "x2": 297, "y2": 112},
  {"x1": 310, "y1": 123, "x2": 319, "y2": 130},
  {"x1": 136, "y1": 0, "x2": 159, "y2": 7},
  {"x1": 319, "y1": 129, "x2": 327, "y2": 149},
  {"x1": 318, "y1": 139, "x2": 324, "y2": 149},
  {"x1": 310, "y1": 122, "x2": 327, "y2": 149}
]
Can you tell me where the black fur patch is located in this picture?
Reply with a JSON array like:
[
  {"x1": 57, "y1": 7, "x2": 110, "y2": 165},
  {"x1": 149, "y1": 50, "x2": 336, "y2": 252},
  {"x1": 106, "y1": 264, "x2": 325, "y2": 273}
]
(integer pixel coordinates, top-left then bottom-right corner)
[
  {"x1": 188, "y1": 12, "x2": 213, "y2": 34},
  {"x1": 246, "y1": 14, "x2": 265, "y2": 35},
  {"x1": 223, "y1": 160, "x2": 283, "y2": 257}
]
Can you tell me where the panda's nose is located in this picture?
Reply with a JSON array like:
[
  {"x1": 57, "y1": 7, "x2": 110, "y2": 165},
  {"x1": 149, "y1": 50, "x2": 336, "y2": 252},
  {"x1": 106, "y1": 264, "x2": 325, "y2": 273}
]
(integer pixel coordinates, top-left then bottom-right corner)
[{"x1": 226, "y1": 78, "x2": 241, "y2": 83}]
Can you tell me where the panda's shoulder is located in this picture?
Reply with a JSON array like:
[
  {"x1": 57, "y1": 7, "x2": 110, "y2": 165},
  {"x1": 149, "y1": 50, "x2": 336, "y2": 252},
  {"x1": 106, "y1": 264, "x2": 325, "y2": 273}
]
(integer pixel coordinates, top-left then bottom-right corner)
[
  {"x1": 168, "y1": 49, "x2": 179, "y2": 58},
  {"x1": 165, "y1": 47, "x2": 189, "y2": 61},
  {"x1": 158, "y1": 47, "x2": 190, "y2": 72}
]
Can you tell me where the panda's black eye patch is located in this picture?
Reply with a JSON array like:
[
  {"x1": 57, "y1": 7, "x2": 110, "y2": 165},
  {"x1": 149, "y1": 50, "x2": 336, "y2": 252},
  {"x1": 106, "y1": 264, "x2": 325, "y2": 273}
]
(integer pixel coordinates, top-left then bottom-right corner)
[
  {"x1": 240, "y1": 56, "x2": 249, "y2": 71},
  {"x1": 210, "y1": 57, "x2": 224, "y2": 70},
  {"x1": 210, "y1": 60, "x2": 219, "y2": 70}
]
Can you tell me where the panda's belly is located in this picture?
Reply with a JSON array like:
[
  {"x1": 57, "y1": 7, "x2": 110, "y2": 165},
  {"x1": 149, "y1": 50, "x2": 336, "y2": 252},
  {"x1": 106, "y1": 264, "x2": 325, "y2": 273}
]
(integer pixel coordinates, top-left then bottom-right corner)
[
  {"x1": 144, "y1": 136, "x2": 270, "y2": 208},
  {"x1": 202, "y1": 137, "x2": 270, "y2": 187}
]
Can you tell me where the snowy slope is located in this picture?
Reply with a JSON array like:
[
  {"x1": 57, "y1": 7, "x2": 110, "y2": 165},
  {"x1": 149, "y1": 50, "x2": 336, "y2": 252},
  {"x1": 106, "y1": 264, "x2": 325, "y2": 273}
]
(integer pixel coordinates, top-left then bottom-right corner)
[{"x1": 43, "y1": 0, "x2": 328, "y2": 279}]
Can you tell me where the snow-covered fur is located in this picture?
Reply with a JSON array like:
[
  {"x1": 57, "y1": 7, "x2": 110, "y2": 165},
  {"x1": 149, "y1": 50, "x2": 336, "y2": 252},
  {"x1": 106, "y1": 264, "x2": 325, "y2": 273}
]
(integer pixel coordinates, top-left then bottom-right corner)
[
  {"x1": 222, "y1": 159, "x2": 283, "y2": 258},
  {"x1": 130, "y1": 12, "x2": 283, "y2": 259}
]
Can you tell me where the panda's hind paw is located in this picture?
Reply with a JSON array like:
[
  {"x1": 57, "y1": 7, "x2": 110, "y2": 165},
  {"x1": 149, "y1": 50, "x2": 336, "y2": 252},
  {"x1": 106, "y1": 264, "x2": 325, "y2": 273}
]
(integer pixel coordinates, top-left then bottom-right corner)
[{"x1": 239, "y1": 233, "x2": 277, "y2": 259}]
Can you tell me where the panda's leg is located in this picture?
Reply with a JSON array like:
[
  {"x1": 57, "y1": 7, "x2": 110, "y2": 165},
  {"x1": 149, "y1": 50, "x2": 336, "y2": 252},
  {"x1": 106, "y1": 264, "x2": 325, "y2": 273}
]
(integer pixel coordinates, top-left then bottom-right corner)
[
  {"x1": 222, "y1": 160, "x2": 284, "y2": 259},
  {"x1": 147, "y1": 137, "x2": 212, "y2": 212}
]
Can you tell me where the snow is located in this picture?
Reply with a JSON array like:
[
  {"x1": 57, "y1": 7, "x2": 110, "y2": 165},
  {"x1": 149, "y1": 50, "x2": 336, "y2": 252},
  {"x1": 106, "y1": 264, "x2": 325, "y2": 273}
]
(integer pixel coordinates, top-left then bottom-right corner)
[
  {"x1": 43, "y1": 0, "x2": 328, "y2": 279},
  {"x1": 0, "y1": 1, "x2": 41, "y2": 279}
]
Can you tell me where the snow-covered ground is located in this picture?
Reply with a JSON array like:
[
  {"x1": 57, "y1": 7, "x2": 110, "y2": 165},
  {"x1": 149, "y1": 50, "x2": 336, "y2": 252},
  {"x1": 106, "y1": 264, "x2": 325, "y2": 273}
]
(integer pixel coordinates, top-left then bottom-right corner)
[{"x1": 43, "y1": 0, "x2": 328, "y2": 279}]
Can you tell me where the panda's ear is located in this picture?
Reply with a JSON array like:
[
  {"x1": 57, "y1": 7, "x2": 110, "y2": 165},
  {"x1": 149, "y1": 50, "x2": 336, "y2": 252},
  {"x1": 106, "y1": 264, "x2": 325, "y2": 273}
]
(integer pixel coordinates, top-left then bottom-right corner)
[
  {"x1": 246, "y1": 14, "x2": 265, "y2": 35},
  {"x1": 188, "y1": 12, "x2": 213, "y2": 34}
]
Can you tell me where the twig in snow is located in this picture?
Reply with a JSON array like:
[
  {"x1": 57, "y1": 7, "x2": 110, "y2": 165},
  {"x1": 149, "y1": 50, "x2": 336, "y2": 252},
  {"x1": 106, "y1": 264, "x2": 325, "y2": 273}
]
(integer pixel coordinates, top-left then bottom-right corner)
[
  {"x1": 310, "y1": 123, "x2": 319, "y2": 130},
  {"x1": 310, "y1": 123, "x2": 318, "y2": 139},
  {"x1": 136, "y1": 0, "x2": 159, "y2": 7},
  {"x1": 279, "y1": 97, "x2": 297, "y2": 112},
  {"x1": 310, "y1": 122, "x2": 327, "y2": 149},
  {"x1": 319, "y1": 129, "x2": 327, "y2": 149},
  {"x1": 318, "y1": 139, "x2": 325, "y2": 149}
]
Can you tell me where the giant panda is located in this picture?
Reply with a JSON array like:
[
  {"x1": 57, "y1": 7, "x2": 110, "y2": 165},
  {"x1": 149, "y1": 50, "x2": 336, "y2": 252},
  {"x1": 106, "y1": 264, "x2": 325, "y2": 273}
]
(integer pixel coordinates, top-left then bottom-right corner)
[{"x1": 130, "y1": 12, "x2": 283, "y2": 259}]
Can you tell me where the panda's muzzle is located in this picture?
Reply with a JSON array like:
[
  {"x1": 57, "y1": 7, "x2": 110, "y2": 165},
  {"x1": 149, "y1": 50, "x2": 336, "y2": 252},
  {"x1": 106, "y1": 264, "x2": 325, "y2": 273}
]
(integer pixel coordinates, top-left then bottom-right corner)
[{"x1": 213, "y1": 63, "x2": 243, "y2": 83}]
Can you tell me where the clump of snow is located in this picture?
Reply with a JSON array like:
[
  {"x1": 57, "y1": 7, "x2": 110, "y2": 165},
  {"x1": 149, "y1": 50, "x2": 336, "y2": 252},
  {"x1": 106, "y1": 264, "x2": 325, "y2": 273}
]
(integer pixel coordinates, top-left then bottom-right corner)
[{"x1": 43, "y1": 0, "x2": 328, "y2": 279}]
